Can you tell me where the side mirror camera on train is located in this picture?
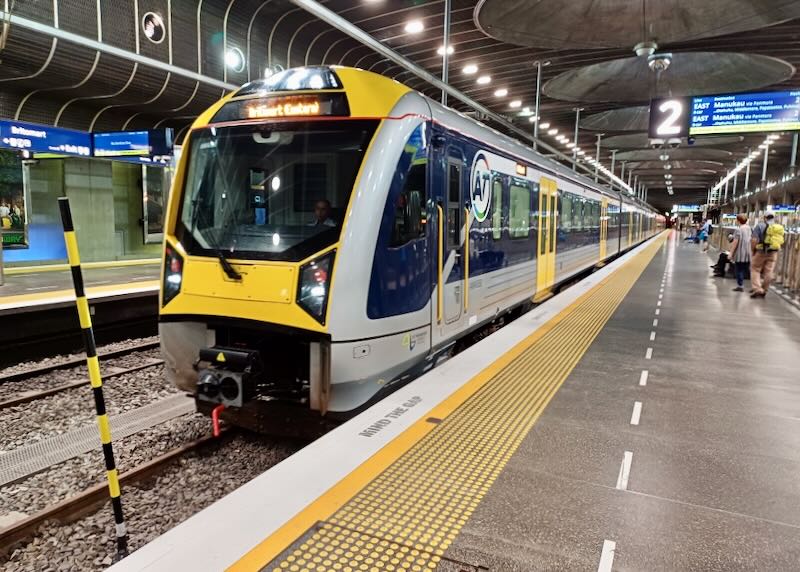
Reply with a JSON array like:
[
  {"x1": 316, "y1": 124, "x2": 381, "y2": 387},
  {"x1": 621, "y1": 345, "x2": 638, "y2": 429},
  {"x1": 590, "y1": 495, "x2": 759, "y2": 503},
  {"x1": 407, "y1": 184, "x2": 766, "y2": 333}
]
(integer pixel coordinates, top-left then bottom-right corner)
[{"x1": 650, "y1": 138, "x2": 665, "y2": 149}]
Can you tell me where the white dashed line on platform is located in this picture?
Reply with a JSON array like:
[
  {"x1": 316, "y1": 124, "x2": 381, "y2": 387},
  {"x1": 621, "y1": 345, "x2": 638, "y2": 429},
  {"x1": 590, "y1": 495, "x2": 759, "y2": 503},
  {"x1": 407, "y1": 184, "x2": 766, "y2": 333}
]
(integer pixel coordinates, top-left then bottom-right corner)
[
  {"x1": 615, "y1": 451, "x2": 633, "y2": 490},
  {"x1": 597, "y1": 540, "x2": 617, "y2": 572},
  {"x1": 630, "y1": 402, "x2": 642, "y2": 425},
  {"x1": 645, "y1": 347, "x2": 653, "y2": 360},
  {"x1": 639, "y1": 370, "x2": 649, "y2": 387}
]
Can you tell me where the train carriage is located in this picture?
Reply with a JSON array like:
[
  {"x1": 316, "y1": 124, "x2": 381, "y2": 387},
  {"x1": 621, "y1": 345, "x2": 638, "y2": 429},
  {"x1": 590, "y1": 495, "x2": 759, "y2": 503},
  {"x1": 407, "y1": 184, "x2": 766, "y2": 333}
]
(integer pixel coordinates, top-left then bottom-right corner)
[{"x1": 159, "y1": 66, "x2": 664, "y2": 429}]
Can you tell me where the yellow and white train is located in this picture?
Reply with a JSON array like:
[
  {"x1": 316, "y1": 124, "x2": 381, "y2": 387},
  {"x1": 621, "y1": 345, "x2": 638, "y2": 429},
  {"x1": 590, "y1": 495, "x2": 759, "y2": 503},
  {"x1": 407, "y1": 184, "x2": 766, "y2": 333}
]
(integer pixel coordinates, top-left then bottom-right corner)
[{"x1": 158, "y1": 66, "x2": 664, "y2": 429}]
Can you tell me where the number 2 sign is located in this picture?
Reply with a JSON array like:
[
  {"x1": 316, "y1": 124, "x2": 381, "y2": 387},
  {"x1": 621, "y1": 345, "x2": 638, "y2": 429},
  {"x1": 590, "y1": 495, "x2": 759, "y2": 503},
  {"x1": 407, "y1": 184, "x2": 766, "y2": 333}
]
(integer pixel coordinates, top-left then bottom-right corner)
[{"x1": 648, "y1": 97, "x2": 691, "y2": 139}]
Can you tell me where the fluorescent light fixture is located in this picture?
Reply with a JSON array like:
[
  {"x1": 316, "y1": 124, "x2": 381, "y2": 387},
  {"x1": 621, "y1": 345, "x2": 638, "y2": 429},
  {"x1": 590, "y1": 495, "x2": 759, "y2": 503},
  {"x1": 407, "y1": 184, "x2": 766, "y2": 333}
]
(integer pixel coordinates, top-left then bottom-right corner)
[
  {"x1": 494, "y1": 88, "x2": 508, "y2": 97},
  {"x1": 477, "y1": 75, "x2": 491, "y2": 85},
  {"x1": 404, "y1": 20, "x2": 424, "y2": 34},
  {"x1": 437, "y1": 45, "x2": 455, "y2": 56},
  {"x1": 509, "y1": 100, "x2": 522, "y2": 108},
  {"x1": 463, "y1": 63, "x2": 478, "y2": 74},
  {"x1": 547, "y1": 128, "x2": 558, "y2": 135},
  {"x1": 539, "y1": 122, "x2": 550, "y2": 130},
  {"x1": 567, "y1": 142, "x2": 576, "y2": 149}
]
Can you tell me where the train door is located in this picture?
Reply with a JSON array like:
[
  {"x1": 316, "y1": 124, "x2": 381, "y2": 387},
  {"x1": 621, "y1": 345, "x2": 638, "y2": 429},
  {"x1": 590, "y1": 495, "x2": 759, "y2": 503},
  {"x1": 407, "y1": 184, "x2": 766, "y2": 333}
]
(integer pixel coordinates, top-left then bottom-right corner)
[
  {"x1": 627, "y1": 211, "x2": 633, "y2": 248},
  {"x1": 536, "y1": 177, "x2": 557, "y2": 297},
  {"x1": 442, "y1": 156, "x2": 464, "y2": 325},
  {"x1": 599, "y1": 197, "x2": 608, "y2": 260}
]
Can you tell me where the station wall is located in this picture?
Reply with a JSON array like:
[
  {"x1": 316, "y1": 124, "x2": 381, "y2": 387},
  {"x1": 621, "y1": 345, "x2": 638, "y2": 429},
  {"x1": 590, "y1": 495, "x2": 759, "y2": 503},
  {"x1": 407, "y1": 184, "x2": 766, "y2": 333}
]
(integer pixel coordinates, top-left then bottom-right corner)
[{"x1": 3, "y1": 158, "x2": 162, "y2": 265}]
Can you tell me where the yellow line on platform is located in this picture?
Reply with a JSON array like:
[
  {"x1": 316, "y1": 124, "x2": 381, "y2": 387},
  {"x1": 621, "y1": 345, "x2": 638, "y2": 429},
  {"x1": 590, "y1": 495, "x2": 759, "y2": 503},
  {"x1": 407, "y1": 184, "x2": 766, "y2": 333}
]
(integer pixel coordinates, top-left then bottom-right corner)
[
  {"x1": 230, "y1": 232, "x2": 668, "y2": 572},
  {"x1": 4, "y1": 258, "x2": 159, "y2": 275}
]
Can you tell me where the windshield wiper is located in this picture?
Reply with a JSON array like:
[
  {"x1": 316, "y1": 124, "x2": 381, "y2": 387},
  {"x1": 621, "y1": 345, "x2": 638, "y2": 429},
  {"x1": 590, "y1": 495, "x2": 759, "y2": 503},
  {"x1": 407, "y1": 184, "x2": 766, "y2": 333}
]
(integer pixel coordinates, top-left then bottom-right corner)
[{"x1": 216, "y1": 249, "x2": 242, "y2": 281}]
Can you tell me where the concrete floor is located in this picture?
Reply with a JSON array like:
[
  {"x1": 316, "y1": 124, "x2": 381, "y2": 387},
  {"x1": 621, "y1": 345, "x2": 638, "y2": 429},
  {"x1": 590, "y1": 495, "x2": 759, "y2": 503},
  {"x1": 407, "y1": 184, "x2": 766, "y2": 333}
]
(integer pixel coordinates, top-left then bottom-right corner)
[
  {"x1": 445, "y1": 233, "x2": 800, "y2": 571},
  {"x1": 0, "y1": 264, "x2": 159, "y2": 297}
]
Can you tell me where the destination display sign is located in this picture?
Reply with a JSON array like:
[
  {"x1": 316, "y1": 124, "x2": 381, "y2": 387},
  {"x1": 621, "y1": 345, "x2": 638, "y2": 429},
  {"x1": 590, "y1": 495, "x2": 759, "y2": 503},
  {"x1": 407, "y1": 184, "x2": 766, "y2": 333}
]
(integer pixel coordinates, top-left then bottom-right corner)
[
  {"x1": 92, "y1": 129, "x2": 174, "y2": 158},
  {"x1": 93, "y1": 130, "x2": 150, "y2": 157},
  {"x1": 770, "y1": 204, "x2": 797, "y2": 214},
  {"x1": 689, "y1": 90, "x2": 800, "y2": 135},
  {"x1": 0, "y1": 120, "x2": 91, "y2": 157}
]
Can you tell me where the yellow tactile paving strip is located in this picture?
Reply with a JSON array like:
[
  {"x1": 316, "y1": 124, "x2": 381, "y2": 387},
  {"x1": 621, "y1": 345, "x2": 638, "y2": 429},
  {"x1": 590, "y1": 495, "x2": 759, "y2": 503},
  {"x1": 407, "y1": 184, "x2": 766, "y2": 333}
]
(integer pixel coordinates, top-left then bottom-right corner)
[{"x1": 235, "y1": 233, "x2": 668, "y2": 572}]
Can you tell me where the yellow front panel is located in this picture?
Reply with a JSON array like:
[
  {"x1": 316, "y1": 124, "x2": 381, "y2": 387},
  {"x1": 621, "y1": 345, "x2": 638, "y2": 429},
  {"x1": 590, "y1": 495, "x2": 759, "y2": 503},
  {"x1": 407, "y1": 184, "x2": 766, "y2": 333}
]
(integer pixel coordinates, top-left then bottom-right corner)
[{"x1": 183, "y1": 259, "x2": 295, "y2": 303}]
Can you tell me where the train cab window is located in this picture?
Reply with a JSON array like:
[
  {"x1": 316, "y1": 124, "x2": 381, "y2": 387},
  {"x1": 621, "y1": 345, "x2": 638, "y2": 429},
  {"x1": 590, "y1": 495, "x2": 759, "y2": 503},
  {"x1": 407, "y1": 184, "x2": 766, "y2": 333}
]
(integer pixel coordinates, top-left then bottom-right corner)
[
  {"x1": 390, "y1": 162, "x2": 427, "y2": 247},
  {"x1": 509, "y1": 181, "x2": 530, "y2": 239},
  {"x1": 492, "y1": 178, "x2": 503, "y2": 240},
  {"x1": 447, "y1": 162, "x2": 462, "y2": 249}
]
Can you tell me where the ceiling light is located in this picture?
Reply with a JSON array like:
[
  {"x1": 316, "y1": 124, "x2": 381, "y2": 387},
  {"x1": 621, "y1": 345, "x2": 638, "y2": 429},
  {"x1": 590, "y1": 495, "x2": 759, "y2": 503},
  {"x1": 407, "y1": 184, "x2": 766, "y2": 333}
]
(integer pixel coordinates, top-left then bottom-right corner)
[
  {"x1": 477, "y1": 75, "x2": 491, "y2": 85},
  {"x1": 494, "y1": 88, "x2": 508, "y2": 97},
  {"x1": 663, "y1": 163, "x2": 671, "y2": 170},
  {"x1": 437, "y1": 45, "x2": 455, "y2": 56},
  {"x1": 539, "y1": 122, "x2": 550, "y2": 130},
  {"x1": 404, "y1": 20, "x2": 424, "y2": 34},
  {"x1": 463, "y1": 64, "x2": 478, "y2": 74},
  {"x1": 225, "y1": 47, "x2": 245, "y2": 72},
  {"x1": 528, "y1": 116, "x2": 537, "y2": 123},
  {"x1": 759, "y1": 143, "x2": 767, "y2": 149},
  {"x1": 548, "y1": 128, "x2": 558, "y2": 136},
  {"x1": 567, "y1": 142, "x2": 576, "y2": 149},
  {"x1": 577, "y1": 150, "x2": 586, "y2": 156},
  {"x1": 509, "y1": 100, "x2": 521, "y2": 108},
  {"x1": 768, "y1": 133, "x2": 780, "y2": 140}
]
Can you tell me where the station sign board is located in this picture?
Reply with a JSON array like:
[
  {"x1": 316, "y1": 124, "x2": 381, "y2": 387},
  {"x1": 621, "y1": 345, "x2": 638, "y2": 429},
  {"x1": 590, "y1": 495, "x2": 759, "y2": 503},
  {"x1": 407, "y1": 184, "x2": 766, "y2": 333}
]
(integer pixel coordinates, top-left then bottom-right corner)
[
  {"x1": 649, "y1": 90, "x2": 800, "y2": 138},
  {"x1": 0, "y1": 120, "x2": 91, "y2": 158},
  {"x1": 92, "y1": 128, "x2": 174, "y2": 158},
  {"x1": 769, "y1": 204, "x2": 797, "y2": 214},
  {"x1": 672, "y1": 204, "x2": 702, "y2": 213}
]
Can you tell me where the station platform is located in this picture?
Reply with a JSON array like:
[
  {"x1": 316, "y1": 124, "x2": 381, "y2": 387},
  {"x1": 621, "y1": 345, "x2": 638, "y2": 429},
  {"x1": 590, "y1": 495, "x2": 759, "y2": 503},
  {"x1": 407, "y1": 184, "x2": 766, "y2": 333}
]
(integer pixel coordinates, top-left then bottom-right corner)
[
  {"x1": 0, "y1": 261, "x2": 159, "y2": 364},
  {"x1": 0, "y1": 260, "x2": 159, "y2": 311},
  {"x1": 110, "y1": 231, "x2": 800, "y2": 571}
]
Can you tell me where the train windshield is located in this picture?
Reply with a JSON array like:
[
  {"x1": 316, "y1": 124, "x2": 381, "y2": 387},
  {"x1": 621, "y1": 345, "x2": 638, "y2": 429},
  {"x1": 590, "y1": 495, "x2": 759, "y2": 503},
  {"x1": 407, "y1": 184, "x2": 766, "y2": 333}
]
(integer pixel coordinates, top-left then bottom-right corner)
[{"x1": 177, "y1": 120, "x2": 378, "y2": 261}]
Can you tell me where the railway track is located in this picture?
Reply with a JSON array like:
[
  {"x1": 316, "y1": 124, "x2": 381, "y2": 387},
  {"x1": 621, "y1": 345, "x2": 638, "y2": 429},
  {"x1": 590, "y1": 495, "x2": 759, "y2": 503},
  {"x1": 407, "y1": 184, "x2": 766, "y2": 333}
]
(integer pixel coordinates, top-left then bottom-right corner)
[
  {"x1": 0, "y1": 360, "x2": 165, "y2": 411},
  {"x1": 0, "y1": 432, "x2": 228, "y2": 556},
  {"x1": 0, "y1": 340, "x2": 160, "y2": 385}
]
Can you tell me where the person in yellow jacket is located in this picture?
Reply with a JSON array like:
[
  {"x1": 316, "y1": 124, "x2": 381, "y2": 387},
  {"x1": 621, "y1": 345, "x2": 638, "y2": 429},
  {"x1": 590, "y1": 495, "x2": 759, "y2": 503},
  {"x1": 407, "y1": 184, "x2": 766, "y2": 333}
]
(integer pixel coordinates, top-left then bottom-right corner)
[{"x1": 750, "y1": 212, "x2": 785, "y2": 298}]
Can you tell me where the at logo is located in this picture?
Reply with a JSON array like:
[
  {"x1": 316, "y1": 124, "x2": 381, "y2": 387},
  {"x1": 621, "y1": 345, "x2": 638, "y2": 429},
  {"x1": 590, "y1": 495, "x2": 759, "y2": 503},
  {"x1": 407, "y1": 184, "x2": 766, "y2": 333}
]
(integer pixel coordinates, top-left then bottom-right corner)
[{"x1": 470, "y1": 152, "x2": 491, "y2": 222}]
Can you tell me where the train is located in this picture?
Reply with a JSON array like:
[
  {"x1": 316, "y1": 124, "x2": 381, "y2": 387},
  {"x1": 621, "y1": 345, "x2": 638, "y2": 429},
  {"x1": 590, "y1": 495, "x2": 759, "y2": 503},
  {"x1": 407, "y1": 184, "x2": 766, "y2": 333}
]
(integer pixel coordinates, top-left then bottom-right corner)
[{"x1": 158, "y1": 66, "x2": 664, "y2": 431}]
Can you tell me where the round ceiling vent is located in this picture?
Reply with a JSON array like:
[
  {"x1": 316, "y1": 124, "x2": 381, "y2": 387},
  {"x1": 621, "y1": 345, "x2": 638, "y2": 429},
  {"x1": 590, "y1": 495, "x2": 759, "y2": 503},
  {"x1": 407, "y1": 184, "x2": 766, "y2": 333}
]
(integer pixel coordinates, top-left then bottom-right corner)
[{"x1": 143, "y1": 12, "x2": 166, "y2": 44}]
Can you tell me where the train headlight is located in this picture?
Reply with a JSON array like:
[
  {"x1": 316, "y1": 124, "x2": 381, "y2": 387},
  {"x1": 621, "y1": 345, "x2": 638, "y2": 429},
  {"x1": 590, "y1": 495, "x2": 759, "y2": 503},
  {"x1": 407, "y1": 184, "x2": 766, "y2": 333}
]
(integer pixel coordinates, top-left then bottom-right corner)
[
  {"x1": 162, "y1": 244, "x2": 184, "y2": 307},
  {"x1": 297, "y1": 250, "x2": 335, "y2": 324}
]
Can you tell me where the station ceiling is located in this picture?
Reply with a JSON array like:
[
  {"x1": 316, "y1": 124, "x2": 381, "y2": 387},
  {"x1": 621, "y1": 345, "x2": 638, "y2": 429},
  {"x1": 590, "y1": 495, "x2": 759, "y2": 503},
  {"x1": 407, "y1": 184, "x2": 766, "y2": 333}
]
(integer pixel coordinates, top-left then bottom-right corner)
[{"x1": 1, "y1": 0, "x2": 799, "y2": 211}]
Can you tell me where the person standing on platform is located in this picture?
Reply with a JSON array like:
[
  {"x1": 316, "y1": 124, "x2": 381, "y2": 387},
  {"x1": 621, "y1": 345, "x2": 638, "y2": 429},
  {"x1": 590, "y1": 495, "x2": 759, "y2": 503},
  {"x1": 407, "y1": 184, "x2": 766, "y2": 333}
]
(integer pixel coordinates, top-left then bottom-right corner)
[
  {"x1": 750, "y1": 212, "x2": 785, "y2": 298},
  {"x1": 701, "y1": 218, "x2": 712, "y2": 252},
  {"x1": 727, "y1": 214, "x2": 751, "y2": 292}
]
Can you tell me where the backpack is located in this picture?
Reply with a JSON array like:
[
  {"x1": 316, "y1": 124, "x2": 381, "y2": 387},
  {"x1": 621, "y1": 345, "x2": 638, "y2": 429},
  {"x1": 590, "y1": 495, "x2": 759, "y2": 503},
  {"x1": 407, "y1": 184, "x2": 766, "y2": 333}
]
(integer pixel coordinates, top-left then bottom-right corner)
[
  {"x1": 707, "y1": 224, "x2": 713, "y2": 235},
  {"x1": 764, "y1": 223, "x2": 785, "y2": 251}
]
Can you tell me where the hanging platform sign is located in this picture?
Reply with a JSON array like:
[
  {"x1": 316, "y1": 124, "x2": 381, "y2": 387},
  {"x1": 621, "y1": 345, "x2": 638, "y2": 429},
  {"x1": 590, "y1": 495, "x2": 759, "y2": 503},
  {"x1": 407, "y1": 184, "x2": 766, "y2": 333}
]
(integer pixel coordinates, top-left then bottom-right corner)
[
  {"x1": 92, "y1": 128, "x2": 173, "y2": 158},
  {"x1": 0, "y1": 120, "x2": 91, "y2": 158},
  {"x1": 689, "y1": 90, "x2": 800, "y2": 135}
]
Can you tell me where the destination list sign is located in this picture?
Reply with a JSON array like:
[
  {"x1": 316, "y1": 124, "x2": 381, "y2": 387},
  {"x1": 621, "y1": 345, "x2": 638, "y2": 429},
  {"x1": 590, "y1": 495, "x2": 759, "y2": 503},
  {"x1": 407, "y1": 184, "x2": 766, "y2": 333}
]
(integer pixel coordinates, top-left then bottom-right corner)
[{"x1": 690, "y1": 90, "x2": 800, "y2": 135}]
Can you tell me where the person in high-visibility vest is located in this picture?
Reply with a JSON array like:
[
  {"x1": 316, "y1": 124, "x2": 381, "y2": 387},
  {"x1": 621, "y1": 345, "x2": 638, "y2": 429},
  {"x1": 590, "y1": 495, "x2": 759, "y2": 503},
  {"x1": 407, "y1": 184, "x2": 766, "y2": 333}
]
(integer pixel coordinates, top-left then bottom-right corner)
[{"x1": 750, "y1": 212, "x2": 785, "y2": 298}]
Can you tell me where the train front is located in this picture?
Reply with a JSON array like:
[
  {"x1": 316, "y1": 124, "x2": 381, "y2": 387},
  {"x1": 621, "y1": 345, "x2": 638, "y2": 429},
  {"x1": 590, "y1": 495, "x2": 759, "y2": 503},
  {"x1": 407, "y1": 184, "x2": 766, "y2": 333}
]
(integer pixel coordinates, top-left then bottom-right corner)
[{"x1": 159, "y1": 67, "x2": 411, "y2": 427}]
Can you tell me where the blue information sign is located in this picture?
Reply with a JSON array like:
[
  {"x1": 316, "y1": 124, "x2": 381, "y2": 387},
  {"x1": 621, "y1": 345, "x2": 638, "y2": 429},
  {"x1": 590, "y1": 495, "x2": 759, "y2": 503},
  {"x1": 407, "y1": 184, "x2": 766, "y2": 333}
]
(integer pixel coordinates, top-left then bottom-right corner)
[
  {"x1": 93, "y1": 130, "x2": 151, "y2": 157},
  {"x1": 690, "y1": 90, "x2": 800, "y2": 135},
  {"x1": 770, "y1": 204, "x2": 797, "y2": 214},
  {"x1": 672, "y1": 205, "x2": 702, "y2": 213},
  {"x1": 0, "y1": 120, "x2": 92, "y2": 157}
]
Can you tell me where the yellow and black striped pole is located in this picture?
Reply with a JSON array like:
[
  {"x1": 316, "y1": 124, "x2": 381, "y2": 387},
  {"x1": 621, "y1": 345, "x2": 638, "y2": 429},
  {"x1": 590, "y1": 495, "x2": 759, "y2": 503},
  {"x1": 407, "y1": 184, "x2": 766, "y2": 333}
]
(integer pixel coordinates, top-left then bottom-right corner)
[{"x1": 59, "y1": 197, "x2": 129, "y2": 559}]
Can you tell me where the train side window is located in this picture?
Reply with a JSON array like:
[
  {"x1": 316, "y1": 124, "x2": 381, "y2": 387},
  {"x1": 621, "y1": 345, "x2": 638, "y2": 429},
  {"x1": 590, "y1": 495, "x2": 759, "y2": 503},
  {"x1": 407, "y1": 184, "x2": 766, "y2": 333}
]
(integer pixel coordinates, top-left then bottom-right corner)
[
  {"x1": 492, "y1": 177, "x2": 503, "y2": 240},
  {"x1": 572, "y1": 198, "x2": 583, "y2": 232},
  {"x1": 447, "y1": 162, "x2": 461, "y2": 248},
  {"x1": 390, "y1": 162, "x2": 427, "y2": 247},
  {"x1": 560, "y1": 193, "x2": 573, "y2": 232},
  {"x1": 509, "y1": 181, "x2": 530, "y2": 239}
]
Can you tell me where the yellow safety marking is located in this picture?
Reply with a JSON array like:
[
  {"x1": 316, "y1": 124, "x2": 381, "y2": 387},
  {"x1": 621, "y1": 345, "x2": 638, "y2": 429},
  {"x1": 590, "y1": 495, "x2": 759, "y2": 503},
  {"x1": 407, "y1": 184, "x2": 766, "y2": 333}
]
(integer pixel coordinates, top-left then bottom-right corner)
[
  {"x1": 106, "y1": 469, "x2": 121, "y2": 498},
  {"x1": 231, "y1": 232, "x2": 669, "y2": 572},
  {"x1": 217, "y1": 352, "x2": 227, "y2": 363},
  {"x1": 0, "y1": 281, "x2": 160, "y2": 308},
  {"x1": 97, "y1": 414, "x2": 112, "y2": 444},
  {"x1": 63, "y1": 232, "x2": 81, "y2": 266},
  {"x1": 4, "y1": 258, "x2": 159, "y2": 275},
  {"x1": 76, "y1": 296, "x2": 92, "y2": 329},
  {"x1": 87, "y1": 356, "x2": 103, "y2": 389}
]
